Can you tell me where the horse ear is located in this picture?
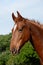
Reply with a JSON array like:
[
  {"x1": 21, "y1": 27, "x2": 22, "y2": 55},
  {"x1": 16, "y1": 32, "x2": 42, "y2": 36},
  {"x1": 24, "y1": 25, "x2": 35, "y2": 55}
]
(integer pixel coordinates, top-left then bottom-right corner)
[
  {"x1": 12, "y1": 13, "x2": 16, "y2": 21},
  {"x1": 17, "y1": 11, "x2": 22, "y2": 18}
]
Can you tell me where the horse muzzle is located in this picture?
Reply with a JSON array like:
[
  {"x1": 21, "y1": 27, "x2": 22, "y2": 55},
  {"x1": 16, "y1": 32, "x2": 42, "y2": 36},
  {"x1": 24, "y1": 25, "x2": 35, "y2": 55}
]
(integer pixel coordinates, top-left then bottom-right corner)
[{"x1": 10, "y1": 48, "x2": 19, "y2": 55}]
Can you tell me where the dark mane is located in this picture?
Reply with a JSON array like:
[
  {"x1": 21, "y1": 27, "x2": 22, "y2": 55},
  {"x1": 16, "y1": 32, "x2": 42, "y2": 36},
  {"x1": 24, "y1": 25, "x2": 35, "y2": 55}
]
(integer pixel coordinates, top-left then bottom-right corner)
[{"x1": 25, "y1": 18, "x2": 43, "y2": 30}]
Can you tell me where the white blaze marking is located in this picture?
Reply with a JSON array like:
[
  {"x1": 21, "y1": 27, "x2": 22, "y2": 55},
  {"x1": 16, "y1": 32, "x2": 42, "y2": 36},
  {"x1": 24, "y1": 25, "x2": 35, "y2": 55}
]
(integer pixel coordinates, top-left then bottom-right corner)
[{"x1": 14, "y1": 24, "x2": 17, "y2": 31}]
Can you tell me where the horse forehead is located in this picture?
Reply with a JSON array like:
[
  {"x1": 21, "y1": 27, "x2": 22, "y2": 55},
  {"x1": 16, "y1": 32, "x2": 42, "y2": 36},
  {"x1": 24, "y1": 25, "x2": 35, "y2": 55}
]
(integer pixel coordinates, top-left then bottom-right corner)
[{"x1": 14, "y1": 24, "x2": 17, "y2": 31}]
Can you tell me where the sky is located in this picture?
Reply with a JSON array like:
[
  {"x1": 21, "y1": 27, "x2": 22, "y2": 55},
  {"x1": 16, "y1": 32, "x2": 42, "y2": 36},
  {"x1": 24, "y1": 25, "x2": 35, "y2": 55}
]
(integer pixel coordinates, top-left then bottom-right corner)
[{"x1": 0, "y1": 0, "x2": 43, "y2": 35}]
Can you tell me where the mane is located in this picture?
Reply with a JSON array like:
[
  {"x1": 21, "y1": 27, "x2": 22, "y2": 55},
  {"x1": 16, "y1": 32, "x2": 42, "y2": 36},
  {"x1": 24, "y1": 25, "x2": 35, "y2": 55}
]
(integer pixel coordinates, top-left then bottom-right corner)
[
  {"x1": 25, "y1": 18, "x2": 43, "y2": 29},
  {"x1": 31, "y1": 20, "x2": 43, "y2": 29}
]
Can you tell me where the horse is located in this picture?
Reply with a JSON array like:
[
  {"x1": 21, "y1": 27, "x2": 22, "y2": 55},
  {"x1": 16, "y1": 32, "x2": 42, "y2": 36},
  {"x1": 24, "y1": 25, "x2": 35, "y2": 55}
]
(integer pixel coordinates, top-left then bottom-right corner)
[{"x1": 10, "y1": 11, "x2": 43, "y2": 65}]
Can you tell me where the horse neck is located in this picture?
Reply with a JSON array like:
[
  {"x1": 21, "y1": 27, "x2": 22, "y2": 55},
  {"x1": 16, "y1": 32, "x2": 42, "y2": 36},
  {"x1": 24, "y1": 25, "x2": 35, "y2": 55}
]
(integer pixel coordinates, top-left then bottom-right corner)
[
  {"x1": 27, "y1": 20, "x2": 43, "y2": 61},
  {"x1": 30, "y1": 21, "x2": 43, "y2": 47}
]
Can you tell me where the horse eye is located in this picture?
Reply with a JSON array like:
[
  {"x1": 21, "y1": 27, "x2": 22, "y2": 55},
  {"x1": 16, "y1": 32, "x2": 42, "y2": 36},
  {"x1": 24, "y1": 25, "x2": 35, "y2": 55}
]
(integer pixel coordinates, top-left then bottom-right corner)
[
  {"x1": 19, "y1": 29, "x2": 22, "y2": 32},
  {"x1": 18, "y1": 25, "x2": 25, "y2": 32}
]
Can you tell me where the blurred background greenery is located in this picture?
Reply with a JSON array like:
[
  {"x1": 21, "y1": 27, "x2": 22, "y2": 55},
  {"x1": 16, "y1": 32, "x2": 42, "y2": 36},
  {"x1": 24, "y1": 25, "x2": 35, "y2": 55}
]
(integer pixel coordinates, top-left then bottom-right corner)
[{"x1": 0, "y1": 33, "x2": 40, "y2": 65}]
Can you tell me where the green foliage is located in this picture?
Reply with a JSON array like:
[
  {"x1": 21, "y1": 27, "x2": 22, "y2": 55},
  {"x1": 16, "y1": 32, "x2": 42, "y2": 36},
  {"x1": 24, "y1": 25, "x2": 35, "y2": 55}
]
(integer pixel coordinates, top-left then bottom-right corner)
[
  {"x1": 0, "y1": 33, "x2": 40, "y2": 65},
  {"x1": 0, "y1": 33, "x2": 12, "y2": 52}
]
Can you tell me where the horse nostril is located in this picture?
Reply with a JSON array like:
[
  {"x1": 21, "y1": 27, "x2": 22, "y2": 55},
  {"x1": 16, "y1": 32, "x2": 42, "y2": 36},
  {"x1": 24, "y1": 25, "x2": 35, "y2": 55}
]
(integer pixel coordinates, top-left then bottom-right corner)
[
  {"x1": 11, "y1": 48, "x2": 17, "y2": 54},
  {"x1": 10, "y1": 48, "x2": 19, "y2": 55}
]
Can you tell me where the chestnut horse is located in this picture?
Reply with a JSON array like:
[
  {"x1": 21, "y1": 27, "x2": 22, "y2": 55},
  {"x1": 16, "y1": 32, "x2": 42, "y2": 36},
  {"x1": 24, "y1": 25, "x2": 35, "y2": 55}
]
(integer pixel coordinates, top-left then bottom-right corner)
[{"x1": 10, "y1": 11, "x2": 43, "y2": 65}]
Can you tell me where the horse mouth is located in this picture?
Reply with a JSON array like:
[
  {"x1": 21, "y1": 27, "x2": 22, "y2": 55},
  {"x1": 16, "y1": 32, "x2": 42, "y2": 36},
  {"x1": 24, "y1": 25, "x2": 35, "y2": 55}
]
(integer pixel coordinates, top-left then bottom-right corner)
[{"x1": 14, "y1": 51, "x2": 19, "y2": 55}]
